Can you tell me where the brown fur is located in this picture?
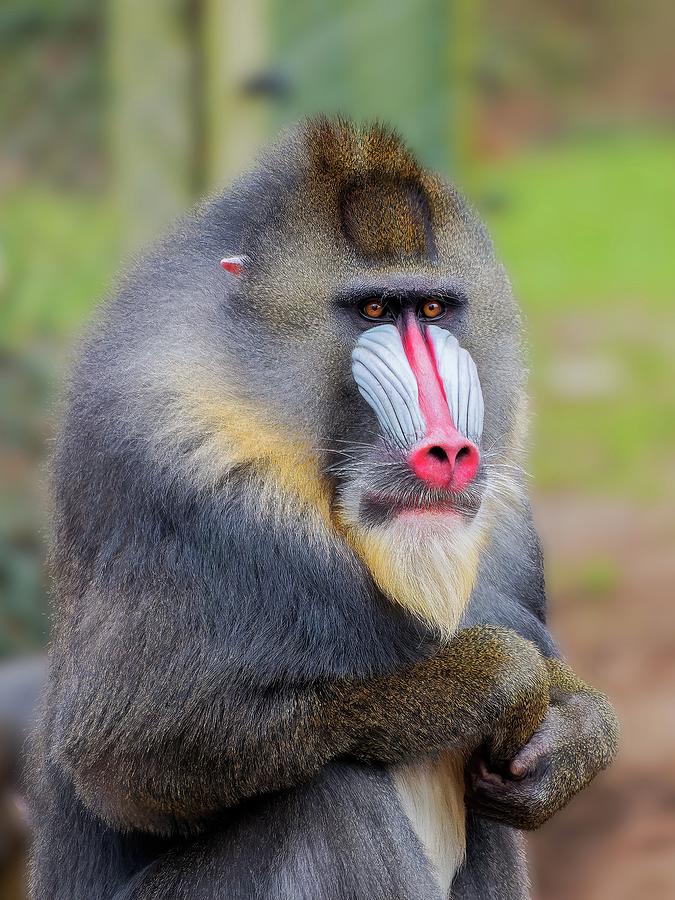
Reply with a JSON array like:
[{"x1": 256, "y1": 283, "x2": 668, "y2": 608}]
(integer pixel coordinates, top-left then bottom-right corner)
[{"x1": 303, "y1": 116, "x2": 444, "y2": 261}]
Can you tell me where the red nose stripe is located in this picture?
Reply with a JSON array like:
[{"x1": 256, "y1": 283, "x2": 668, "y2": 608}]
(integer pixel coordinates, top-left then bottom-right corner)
[
  {"x1": 400, "y1": 312, "x2": 454, "y2": 433},
  {"x1": 400, "y1": 312, "x2": 480, "y2": 492}
]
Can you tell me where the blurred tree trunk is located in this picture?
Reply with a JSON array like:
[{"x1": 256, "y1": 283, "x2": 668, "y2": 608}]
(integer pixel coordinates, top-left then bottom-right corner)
[
  {"x1": 107, "y1": 0, "x2": 472, "y2": 247},
  {"x1": 109, "y1": 0, "x2": 194, "y2": 252},
  {"x1": 269, "y1": 0, "x2": 458, "y2": 175},
  {"x1": 202, "y1": 0, "x2": 270, "y2": 191}
]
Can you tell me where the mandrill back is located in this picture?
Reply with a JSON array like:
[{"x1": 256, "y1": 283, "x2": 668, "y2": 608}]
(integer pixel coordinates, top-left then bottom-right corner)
[{"x1": 30, "y1": 118, "x2": 617, "y2": 900}]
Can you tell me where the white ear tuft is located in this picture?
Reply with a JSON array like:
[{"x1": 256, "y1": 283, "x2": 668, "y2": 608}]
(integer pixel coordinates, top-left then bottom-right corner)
[{"x1": 219, "y1": 255, "x2": 248, "y2": 277}]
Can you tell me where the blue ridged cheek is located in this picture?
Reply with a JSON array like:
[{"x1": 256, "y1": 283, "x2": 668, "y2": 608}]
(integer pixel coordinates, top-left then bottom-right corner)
[
  {"x1": 351, "y1": 325, "x2": 425, "y2": 450},
  {"x1": 351, "y1": 324, "x2": 484, "y2": 449},
  {"x1": 427, "y1": 326, "x2": 484, "y2": 446}
]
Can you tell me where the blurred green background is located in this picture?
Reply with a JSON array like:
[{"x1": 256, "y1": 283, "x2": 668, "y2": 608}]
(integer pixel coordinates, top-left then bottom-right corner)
[{"x1": 0, "y1": 2, "x2": 673, "y2": 898}]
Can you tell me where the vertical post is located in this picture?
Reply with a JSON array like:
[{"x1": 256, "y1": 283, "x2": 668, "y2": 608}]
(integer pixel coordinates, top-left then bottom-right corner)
[
  {"x1": 202, "y1": 0, "x2": 270, "y2": 191},
  {"x1": 450, "y1": 0, "x2": 480, "y2": 183},
  {"x1": 109, "y1": 0, "x2": 194, "y2": 252},
  {"x1": 268, "y1": 0, "x2": 454, "y2": 174}
]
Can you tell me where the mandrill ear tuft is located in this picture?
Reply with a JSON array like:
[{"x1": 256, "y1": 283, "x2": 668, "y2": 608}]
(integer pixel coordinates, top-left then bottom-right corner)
[{"x1": 219, "y1": 255, "x2": 249, "y2": 277}]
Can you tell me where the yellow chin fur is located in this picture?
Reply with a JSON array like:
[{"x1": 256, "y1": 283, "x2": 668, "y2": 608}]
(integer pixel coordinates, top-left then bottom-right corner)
[
  {"x1": 157, "y1": 376, "x2": 332, "y2": 524},
  {"x1": 343, "y1": 508, "x2": 491, "y2": 638}
]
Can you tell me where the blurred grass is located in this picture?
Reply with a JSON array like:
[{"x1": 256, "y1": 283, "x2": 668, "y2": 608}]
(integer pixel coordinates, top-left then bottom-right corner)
[
  {"x1": 0, "y1": 190, "x2": 119, "y2": 653},
  {"x1": 0, "y1": 189, "x2": 119, "y2": 350},
  {"x1": 476, "y1": 132, "x2": 674, "y2": 308},
  {"x1": 474, "y1": 132, "x2": 675, "y2": 498}
]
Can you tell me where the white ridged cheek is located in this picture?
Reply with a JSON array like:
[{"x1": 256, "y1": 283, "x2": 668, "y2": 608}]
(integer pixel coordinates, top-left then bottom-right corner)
[
  {"x1": 351, "y1": 325, "x2": 425, "y2": 450},
  {"x1": 351, "y1": 323, "x2": 484, "y2": 448},
  {"x1": 427, "y1": 325, "x2": 484, "y2": 445}
]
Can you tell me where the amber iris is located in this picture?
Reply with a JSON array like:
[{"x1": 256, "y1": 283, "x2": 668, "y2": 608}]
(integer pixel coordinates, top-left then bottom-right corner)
[
  {"x1": 421, "y1": 299, "x2": 444, "y2": 319},
  {"x1": 361, "y1": 299, "x2": 386, "y2": 319}
]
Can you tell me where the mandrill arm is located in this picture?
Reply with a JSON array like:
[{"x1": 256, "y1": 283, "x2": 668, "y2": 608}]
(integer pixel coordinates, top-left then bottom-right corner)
[
  {"x1": 462, "y1": 501, "x2": 619, "y2": 830},
  {"x1": 49, "y1": 414, "x2": 553, "y2": 837},
  {"x1": 57, "y1": 614, "x2": 549, "y2": 836}
]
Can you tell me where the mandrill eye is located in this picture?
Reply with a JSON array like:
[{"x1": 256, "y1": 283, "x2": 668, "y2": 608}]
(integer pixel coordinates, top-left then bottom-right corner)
[
  {"x1": 420, "y1": 298, "x2": 446, "y2": 320},
  {"x1": 360, "y1": 298, "x2": 387, "y2": 320}
]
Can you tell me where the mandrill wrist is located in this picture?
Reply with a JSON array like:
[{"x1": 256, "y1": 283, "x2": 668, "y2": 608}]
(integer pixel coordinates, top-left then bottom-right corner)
[{"x1": 544, "y1": 657, "x2": 620, "y2": 774}]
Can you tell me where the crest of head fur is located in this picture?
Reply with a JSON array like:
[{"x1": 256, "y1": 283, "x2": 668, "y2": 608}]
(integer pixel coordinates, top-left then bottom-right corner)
[{"x1": 303, "y1": 116, "x2": 445, "y2": 262}]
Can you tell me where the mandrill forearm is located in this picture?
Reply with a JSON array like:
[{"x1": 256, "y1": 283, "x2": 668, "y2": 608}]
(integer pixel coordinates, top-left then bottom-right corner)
[
  {"x1": 544, "y1": 656, "x2": 619, "y2": 784},
  {"x1": 60, "y1": 624, "x2": 550, "y2": 835},
  {"x1": 530, "y1": 658, "x2": 618, "y2": 826}
]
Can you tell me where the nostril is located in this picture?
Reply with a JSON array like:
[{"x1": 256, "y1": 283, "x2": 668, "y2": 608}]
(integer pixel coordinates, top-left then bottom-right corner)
[
  {"x1": 455, "y1": 446, "x2": 471, "y2": 464},
  {"x1": 452, "y1": 443, "x2": 481, "y2": 493},
  {"x1": 427, "y1": 445, "x2": 450, "y2": 464}
]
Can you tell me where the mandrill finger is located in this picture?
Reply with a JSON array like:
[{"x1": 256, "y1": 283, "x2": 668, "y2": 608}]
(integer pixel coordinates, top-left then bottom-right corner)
[
  {"x1": 507, "y1": 705, "x2": 565, "y2": 779},
  {"x1": 468, "y1": 768, "x2": 557, "y2": 831}
]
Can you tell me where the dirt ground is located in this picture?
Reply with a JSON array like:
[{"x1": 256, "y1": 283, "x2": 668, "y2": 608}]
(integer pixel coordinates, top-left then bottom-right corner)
[{"x1": 529, "y1": 496, "x2": 675, "y2": 900}]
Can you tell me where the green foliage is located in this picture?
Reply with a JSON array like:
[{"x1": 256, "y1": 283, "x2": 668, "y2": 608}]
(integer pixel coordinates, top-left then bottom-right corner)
[
  {"x1": 476, "y1": 133, "x2": 675, "y2": 308},
  {"x1": 0, "y1": 347, "x2": 53, "y2": 655},
  {"x1": 269, "y1": 0, "x2": 457, "y2": 173},
  {"x1": 0, "y1": 1, "x2": 106, "y2": 189},
  {"x1": 0, "y1": 189, "x2": 119, "y2": 349},
  {"x1": 0, "y1": 192, "x2": 118, "y2": 657}
]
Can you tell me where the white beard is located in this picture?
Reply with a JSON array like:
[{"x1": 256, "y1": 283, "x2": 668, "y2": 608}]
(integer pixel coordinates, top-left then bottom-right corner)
[{"x1": 340, "y1": 493, "x2": 496, "y2": 639}]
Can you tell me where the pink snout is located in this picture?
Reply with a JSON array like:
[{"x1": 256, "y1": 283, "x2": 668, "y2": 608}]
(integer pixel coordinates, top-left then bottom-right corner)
[{"x1": 408, "y1": 431, "x2": 480, "y2": 492}]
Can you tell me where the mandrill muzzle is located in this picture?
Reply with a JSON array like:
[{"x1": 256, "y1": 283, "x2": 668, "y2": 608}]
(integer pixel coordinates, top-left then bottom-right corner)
[{"x1": 351, "y1": 320, "x2": 484, "y2": 493}]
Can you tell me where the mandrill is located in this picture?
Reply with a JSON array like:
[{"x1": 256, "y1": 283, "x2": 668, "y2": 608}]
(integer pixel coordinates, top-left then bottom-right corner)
[{"x1": 30, "y1": 117, "x2": 618, "y2": 900}]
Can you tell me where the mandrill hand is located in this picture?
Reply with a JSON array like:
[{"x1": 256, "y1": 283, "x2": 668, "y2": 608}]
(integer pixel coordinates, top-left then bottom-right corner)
[{"x1": 466, "y1": 658, "x2": 619, "y2": 830}]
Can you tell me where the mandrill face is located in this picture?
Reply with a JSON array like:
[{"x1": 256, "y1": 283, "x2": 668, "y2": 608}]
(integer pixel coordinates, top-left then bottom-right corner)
[
  {"x1": 345, "y1": 294, "x2": 484, "y2": 527},
  {"x1": 215, "y1": 256, "x2": 522, "y2": 635},
  {"x1": 310, "y1": 276, "x2": 504, "y2": 636}
]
